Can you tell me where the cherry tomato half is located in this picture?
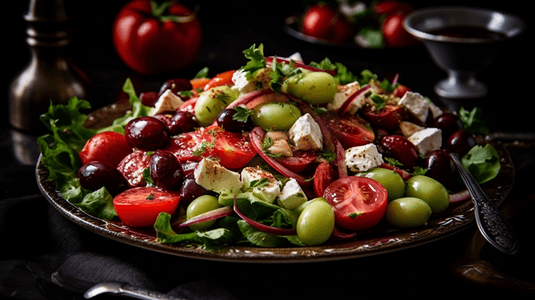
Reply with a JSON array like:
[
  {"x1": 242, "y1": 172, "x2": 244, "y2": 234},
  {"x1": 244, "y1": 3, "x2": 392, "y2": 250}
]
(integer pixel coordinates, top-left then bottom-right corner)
[
  {"x1": 321, "y1": 113, "x2": 375, "y2": 148},
  {"x1": 324, "y1": 176, "x2": 388, "y2": 231},
  {"x1": 276, "y1": 151, "x2": 317, "y2": 173},
  {"x1": 79, "y1": 131, "x2": 133, "y2": 168},
  {"x1": 205, "y1": 126, "x2": 256, "y2": 169},
  {"x1": 361, "y1": 104, "x2": 405, "y2": 131},
  {"x1": 113, "y1": 186, "x2": 181, "y2": 227}
]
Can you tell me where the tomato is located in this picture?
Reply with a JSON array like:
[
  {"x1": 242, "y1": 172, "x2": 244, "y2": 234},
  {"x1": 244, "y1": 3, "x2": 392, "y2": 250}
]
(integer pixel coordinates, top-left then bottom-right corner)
[
  {"x1": 382, "y1": 13, "x2": 417, "y2": 48},
  {"x1": 393, "y1": 84, "x2": 411, "y2": 98},
  {"x1": 361, "y1": 104, "x2": 405, "y2": 131},
  {"x1": 203, "y1": 70, "x2": 236, "y2": 91},
  {"x1": 313, "y1": 161, "x2": 336, "y2": 198},
  {"x1": 178, "y1": 96, "x2": 198, "y2": 115},
  {"x1": 190, "y1": 77, "x2": 211, "y2": 90},
  {"x1": 301, "y1": 3, "x2": 338, "y2": 40},
  {"x1": 79, "y1": 131, "x2": 132, "y2": 168},
  {"x1": 112, "y1": 0, "x2": 202, "y2": 75},
  {"x1": 276, "y1": 151, "x2": 316, "y2": 173},
  {"x1": 373, "y1": 1, "x2": 413, "y2": 16},
  {"x1": 164, "y1": 130, "x2": 207, "y2": 163},
  {"x1": 321, "y1": 113, "x2": 375, "y2": 148},
  {"x1": 330, "y1": 15, "x2": 354, "y2": 44},
  {"x1": 113, "y1": 186, "x2": 181, "y2": 227},
  {"x1": 205, "y1": 126, "x2": 256, "y2": 169},
  {"x1": 323, "y1": 176, "x2": 388, "y2": 231},
  {"x1": 117, "y1": 150, "x2": 150, "y2": 188}
]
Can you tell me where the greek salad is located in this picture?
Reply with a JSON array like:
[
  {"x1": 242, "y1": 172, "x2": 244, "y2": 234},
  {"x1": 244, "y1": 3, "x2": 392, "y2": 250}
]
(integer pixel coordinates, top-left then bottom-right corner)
[{"x1": 38, "y1": 44, "x2": 500, "y2": 251}]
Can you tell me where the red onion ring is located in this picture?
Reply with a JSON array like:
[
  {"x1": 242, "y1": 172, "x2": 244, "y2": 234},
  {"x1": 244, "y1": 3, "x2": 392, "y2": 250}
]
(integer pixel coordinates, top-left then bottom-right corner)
[
  {"x1": 265, "y1": 56, "x2": 337, "y2": 76},
  {"x1": 233, "y1": 197, "x2": 297, "y2": 236},
  {"x1": 171, "y1": 206, "x2": 233, "y2": 230},
  {"x1": 338, "y1": 85, "x2": 371, "y2": 115}
]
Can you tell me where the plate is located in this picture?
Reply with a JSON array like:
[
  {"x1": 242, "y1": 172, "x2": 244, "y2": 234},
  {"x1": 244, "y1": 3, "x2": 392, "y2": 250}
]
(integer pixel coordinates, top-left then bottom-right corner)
[{"x1": 36, "y1": 101, "x2": 515, "y2": 263}]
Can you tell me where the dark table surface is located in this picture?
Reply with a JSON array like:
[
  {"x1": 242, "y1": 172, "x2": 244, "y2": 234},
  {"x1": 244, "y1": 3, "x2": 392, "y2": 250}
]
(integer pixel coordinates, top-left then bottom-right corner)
[{"x1": 2, "y1": 1, "x2": 535, "y2": 299}]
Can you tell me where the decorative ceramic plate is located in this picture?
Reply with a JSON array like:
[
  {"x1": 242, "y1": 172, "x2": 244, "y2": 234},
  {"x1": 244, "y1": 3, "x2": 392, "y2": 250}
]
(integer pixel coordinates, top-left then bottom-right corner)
[{"x1": 36, "y1": 101, "x2": 515, "y2": 263}]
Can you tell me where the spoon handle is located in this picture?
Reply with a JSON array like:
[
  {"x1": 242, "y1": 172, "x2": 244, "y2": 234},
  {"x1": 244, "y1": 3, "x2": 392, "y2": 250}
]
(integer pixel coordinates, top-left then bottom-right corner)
[{"x1": 449, "y1": 153, "x2": 519, "y2": 255}]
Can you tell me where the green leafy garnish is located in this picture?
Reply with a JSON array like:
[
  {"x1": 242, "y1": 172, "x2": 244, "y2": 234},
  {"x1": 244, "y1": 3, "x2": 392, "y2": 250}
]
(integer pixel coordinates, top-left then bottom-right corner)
[
  {"x1": 370, "y1": 93, "x2": 387, "y2": 110},
  {"x1": 232, "y1": 106, "x2": 254, "y2": 123},
  {"x1": 462, "y1": 144, "x2": 500, "y2": 184},
  {"x1": 310, "y1": 58, "x2": 358, "y2": 85},
  {"x1": 241, "y1": 43, "x2": 267, "y2": 79},
  {"x1": 459, "y1": 107, "x2": 490, "y2": 135}
]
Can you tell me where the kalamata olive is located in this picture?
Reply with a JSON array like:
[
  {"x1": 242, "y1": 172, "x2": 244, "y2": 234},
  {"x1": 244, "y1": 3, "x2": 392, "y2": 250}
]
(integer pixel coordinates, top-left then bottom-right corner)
[
  {"x1": 379, "y1": 135, "x2": 419, "y2": 169},
  {"x1": 78, "y1": 161, "x2": 129, "y2": 196},
  {"x1": 432, "y1": 112, "x2": 464, "y2": 140},
  {"x1": 149, "y1": 150, "x2": 184, "y2": 190},
  {"x1": 125, "y1": 116, "x2": 170, "y2": 151},
  {"x1": 168, "y1": 111, "x2": 199, "y2": 135},
  {"x1": 216, "y1": 108, "x2": 254, "y2": 133},
  {"x1": 179, "y1": 172, "x2": 213, "y2": 207},
  {"x1": 159, "y1": 78, "x2": 193, "y2": 96},
  {"x1": 422, "y1": 149, "x2": 457, "y2": 190},
  {"x1": 139, "y1": 91, "x2": 159, "y2": 107},
  {"x1": 444, "y1": 129, "x2": 476, "y2": 157}
]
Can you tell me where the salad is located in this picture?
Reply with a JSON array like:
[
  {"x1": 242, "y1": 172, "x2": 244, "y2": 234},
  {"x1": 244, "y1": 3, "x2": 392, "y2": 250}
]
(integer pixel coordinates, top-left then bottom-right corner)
[{"x1": 38, "y1": 44, "x2": 500, "y2": 251}]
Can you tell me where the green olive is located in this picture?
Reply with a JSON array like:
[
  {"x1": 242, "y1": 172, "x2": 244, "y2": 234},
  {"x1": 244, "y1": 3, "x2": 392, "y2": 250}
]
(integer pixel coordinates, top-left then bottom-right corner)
[
  {"x1": 282, "y1": 72, "x2": 337, "y2": 104},
  {"x1": 405, "y1": 175, "x2": 449, "y2": 213},
  {"x1": 296, "y1": 198, "x2": 335, "y2": 246},
  {"x1": 194, "y1": 86, "x2": 239, "y2": 126},
  {"x1": 385, "y1": 197, "x2": 432, "y2": 228},
  {"x1": 251, "y1": 102, "x2": 301, "y2": 131},
  {"x1": 186, "y1": 195, "x2": 222, "y2": 231}
]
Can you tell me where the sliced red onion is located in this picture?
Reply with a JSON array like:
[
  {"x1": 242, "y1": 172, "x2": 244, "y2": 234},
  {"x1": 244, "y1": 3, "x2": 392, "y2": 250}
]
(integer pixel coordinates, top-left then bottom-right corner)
[
  {"x1": 449, "y1": 190, "x2": 471, "y2": 203},
  {"x1": 249, "y1": 126, "x2": 312, "y2": 187},
  {"x1": 233, "y1": 197, "x2": 297, "y2": 236},
  {"x1": 391, "y1": 73, "x2": 399, "y2": 85},
  {"x1": 265, "y1": 56, "x2": 337, "y2": 76},
  {"x1": 379, "y1": 163, "x2": 412, "y2": 181},
  {"x1": 338, "y1": 85, "x2": 371, "y2": 115},
  {"x1": 171, "y1": 206, "x2": 233, "y2": 230}
]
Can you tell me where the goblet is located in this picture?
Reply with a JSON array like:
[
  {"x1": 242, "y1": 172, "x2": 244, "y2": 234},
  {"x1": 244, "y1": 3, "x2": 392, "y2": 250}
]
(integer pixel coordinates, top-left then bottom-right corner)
[{"x1": 403, "y1": 7, "x2": 525, "y2": 99}]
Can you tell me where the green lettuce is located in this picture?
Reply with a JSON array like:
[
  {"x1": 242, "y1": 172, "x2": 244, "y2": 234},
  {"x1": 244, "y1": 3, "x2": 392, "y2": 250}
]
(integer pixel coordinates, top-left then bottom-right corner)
[{"x1": 462, "y1": 144, "x2": 501, "y2": 184}]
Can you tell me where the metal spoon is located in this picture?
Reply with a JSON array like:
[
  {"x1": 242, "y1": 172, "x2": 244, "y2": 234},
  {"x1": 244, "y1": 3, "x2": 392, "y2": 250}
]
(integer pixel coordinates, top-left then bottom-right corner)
[
  {"x1": 449, "y1": 152, "x2": 519, "y2": 255},
  {"x1": 84, "y1": 281, "x2": 187, "y2": 300}
]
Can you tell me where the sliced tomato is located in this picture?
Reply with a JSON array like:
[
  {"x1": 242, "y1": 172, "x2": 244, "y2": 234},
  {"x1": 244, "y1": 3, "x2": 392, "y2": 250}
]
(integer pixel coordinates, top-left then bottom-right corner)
[
  {"x1": 323, "y1": 177, "x2": 388, "y2": 231},
  {"x1": 321, "y1": 113, "x2": 375, "y2": 148},
  {"x1": 178, "y1": 96, "x2": 198, "y2": 115},
  {"x1": 203, "y1": 70, "x2": 236, "y2": 91},
  {"x1": 313, "y1": 161, "x2": 336, "y2": 198},
  {"x1": 79, "y1": 131, "x2": 132, "y2": 168},
  {"x1": 117, "y1": 150, "x2": 150, "y2": 188},
  {"x1": 190, "y1": 77, "x2": 211, "y2": 90},
  {"x1": 393, "y1": 84, "x2": 411, "y2": 98},
  {"x1": 276, "y1": 151, "x2": 316, "y2": 173},
  {"x1": 164, "y1": 130, "x2": 207, "y2": 163},
  {"x1": 205, "y1": 126, "x2": 256, "y2": 169},
  {"x1": 113, "y1": 186, "x2": 181, "y2": 227},
  {"x1": 361, "y1": 104, "x2": 405, "y2": 131}
]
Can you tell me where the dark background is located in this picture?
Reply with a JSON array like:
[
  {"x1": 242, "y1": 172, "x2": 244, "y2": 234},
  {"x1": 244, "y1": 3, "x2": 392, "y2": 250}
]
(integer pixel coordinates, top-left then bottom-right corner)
[{"x1": 2, "y1": 1, "x2": 534, "y2": 299}]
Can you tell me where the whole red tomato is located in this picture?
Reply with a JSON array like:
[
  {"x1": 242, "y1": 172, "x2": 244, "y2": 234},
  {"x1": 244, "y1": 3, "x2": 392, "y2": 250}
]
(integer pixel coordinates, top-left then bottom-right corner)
[
  {"x1": 112, "y1": 0, "x2": 202, "y2": 75},
  {"x1": 381, "y1": 12, "x2": 417, "y2": 47},
  {"x1": 301, "y1": 3, "x2": 353, "y2": 44}
]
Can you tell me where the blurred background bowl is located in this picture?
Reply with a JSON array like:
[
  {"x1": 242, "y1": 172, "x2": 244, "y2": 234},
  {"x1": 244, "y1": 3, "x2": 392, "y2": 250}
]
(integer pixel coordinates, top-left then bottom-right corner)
[{"x1": 403, "y1": 6, "x2": 525, "y2": 99}]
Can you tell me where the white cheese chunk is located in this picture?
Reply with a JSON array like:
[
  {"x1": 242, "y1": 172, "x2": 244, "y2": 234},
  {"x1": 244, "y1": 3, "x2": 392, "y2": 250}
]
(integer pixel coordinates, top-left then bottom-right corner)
[
  {"x1": 408, "y1": 128, "x2": 442, "y2": 156},
  {"x1": 398, "y1": 91, "x2": 429, "y2": 123},
  {"x1": 278, "y1": 178, "x2": 307, "y2": 210},
  {"x1": 194, "y1": 158, "x2": 243, "y2": 193},
  {"x1": 287, "y1": 52, "x2": 304, "y2": 62},
  {"x1": 327, "y1": 81, "x2": 361, "y2": 113},
  {"x1": 289, "y1": 113, "x2": 323, "y2": 151},
  {"x1": 231, "y1": 69, "x2": 256, "y2": 94},
  {"x1": 241, "y1": 167, "x2": 281, "y2": 204},
  {"x1": 345, "y1": 143, "x2": 384, "y2": 173},
  {"x1": 150, "y1": 89, "x2": 184, "y2": 116},
  {"x1": 399, "y1": 121, "x2": 425, "y2": 138}
]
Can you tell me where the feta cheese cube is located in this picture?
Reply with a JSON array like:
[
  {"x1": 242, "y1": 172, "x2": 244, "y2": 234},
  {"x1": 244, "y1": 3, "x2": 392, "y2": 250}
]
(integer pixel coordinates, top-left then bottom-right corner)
[
  {"x1": 408, "y1": 128, "x2": 442, "y2": 156},
  {"x1": 398, "y1": 92, "x2": 429, "y2": 123},
  {"x1": 287, "y1": 52, "x2": 304, "y2": 62},
  {"x1": 150, "y1": 89, "x2": 184, "y2": 116},
  {"x1": 231, "y1": 69, "x2": 256, "y2": 94},
  {"x1": 327, "y1": 81, "x2": 361, "y2": 113},
  {"x1": 194, "y1": 158, "x2": 243, "y2": 193},
  {"x1": 345, "y1": 144, "x2": 384, "y2": 173},
  {"x1": 241, "y1": 167, "x2": 282, "y2": 204},
  {"x1": 399, "y1": 121, "x2": 425, "y2": 138},
  {"x1": 289, "y1": 113, "x2": 323, "y2": 151},
  {"x1": 278, "y1": 178, "x2": 307, "y2": 210}
]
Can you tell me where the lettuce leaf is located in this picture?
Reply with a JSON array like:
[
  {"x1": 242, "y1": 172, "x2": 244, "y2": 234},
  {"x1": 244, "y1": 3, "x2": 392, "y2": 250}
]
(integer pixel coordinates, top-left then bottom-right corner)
[{"x1": 461, "y1": 144, "x2": 501, "y2": 184}]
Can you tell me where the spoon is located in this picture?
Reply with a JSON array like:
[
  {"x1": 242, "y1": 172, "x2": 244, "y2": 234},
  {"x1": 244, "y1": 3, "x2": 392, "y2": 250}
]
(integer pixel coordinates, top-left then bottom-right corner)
[
  {"x1": 449, "y1": 152, "x2": 519, "y2": 255},
  {"x1": 84, "y1": 281, "x2": 187, "y2": 300}
]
